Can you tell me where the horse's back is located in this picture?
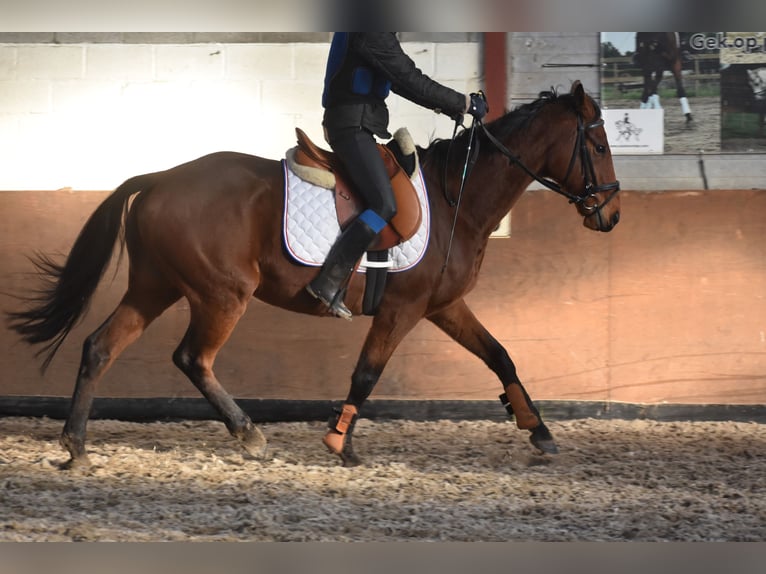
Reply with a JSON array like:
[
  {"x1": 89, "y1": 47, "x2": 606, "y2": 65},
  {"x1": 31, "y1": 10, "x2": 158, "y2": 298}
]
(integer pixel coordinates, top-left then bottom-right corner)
[
  {"x1": 135, "y1": 150, "x2": 281, "y2": 213},
  {"x1": 165, "y1": 150, "x2": 280, "y2": 183},
  {"x1": 125, "y1": 151, "x2": 285, "y2": 297}
]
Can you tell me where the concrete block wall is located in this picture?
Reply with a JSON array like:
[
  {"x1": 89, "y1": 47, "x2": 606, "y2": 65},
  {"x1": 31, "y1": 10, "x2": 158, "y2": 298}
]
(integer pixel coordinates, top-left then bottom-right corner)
[
  {"x1": 508, "y1": 32, "x2": 601, "y2": 104},
  {"x1": 0, "y1": 36, "x2": 481, "y2": 190},
  {"x1": 1, "y1": 32, "x2": 763, "y2": 191},
  {"x1": 613, "y1": 154, "x2": 766, "y2": 190}
]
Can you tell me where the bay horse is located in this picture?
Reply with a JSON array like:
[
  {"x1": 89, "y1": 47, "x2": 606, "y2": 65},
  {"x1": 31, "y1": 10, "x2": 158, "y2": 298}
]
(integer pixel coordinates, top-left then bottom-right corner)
[
  {"x1": 6, "y1": 80, "x2": 620, "y2": 469},
  {"x1": 634, "y1": 32, "x2": 693, "y2": 122}
]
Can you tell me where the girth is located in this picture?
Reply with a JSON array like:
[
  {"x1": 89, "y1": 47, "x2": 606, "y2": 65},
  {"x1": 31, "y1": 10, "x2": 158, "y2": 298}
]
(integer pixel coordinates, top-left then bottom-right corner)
[{"x1": 289, "y1": 128, "x2": 422, "y2": 251}]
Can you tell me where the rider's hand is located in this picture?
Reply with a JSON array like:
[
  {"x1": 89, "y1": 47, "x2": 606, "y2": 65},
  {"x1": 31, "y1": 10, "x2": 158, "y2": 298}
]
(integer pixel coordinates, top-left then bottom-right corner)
[
  {"x1": 466, "y1": 91, "x2": 488, "y2": 121},
  {"x1": 449, "y1": 110, "x2": 465, "y2": 124}
]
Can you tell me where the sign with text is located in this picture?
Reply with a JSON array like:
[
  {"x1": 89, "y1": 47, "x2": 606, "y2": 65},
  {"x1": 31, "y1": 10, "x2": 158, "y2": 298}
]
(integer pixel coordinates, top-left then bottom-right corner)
[{"x1": 603, "y1": 108, "x2": 664, "y2": 154}]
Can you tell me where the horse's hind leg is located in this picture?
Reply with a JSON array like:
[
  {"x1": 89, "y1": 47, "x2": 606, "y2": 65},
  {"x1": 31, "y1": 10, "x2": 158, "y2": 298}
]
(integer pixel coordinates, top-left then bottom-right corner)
[
  {"x1": 172, "y1": 300, "x2": 267, "y2": 459},
  {"x1": 427, "y1": 299, "x2": 558, "y2": 455},
  {"x1": 61, "y1": 289, "x2": 178, "y2": 469}
]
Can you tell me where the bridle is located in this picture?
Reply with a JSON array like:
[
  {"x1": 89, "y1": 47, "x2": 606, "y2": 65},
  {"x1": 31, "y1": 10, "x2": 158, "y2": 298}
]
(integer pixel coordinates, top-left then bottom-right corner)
[
  {"x1": 440, "y1": 107, "x2": 621, "y2": 271},
  {"x1": 478, "y1": 113, "x2": 621, "y2": 219}
]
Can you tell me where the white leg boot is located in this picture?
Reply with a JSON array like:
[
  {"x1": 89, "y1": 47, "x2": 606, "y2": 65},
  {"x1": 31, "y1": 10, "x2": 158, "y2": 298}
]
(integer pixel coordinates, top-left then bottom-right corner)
[{"x1": 680, "y1": 96, "x2": 693, "y2": 121}]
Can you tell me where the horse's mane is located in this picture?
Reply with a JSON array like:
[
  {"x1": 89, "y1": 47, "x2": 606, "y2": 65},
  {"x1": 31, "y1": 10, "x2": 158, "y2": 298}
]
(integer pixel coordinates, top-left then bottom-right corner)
[{"x1": 419, "y1": 88, "x2": 599, "y2": 167}]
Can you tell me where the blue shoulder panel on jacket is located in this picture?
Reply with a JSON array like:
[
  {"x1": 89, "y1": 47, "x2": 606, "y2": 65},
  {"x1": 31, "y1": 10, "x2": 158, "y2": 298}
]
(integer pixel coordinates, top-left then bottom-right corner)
[{"x1": 322, "y1": 33, "x2": 348, "y2": 108}]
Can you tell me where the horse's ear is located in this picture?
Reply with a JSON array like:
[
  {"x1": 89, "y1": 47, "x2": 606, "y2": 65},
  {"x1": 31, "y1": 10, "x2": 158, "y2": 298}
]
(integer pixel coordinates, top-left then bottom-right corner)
[{"x1": 571, "y1": 80, "x2": 585, "y2": 111}]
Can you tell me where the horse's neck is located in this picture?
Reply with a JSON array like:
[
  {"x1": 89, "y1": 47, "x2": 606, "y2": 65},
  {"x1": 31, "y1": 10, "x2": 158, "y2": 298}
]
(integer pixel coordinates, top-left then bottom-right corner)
[
  {"x1": 422, "y1": 116, "x2": 552, "y2": 252},
  {"x1": 460, "y1": 132, "x2": 545, "y2": 238}
]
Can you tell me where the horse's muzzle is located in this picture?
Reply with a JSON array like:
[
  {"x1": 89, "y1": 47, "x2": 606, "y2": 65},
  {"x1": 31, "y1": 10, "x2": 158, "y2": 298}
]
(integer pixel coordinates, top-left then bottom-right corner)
[
  {"x1": 584, "y1": 208, "x2": 620, "y2": 232},
  {"x1": 603, "y1": 210, "x2": 620, "y2": 231}
]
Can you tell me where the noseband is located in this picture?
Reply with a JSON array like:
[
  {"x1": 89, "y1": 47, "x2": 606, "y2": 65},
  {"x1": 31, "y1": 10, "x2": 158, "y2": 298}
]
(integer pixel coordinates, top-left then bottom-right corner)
[{"x1": 479, "y1": 113, "x2": 621, "y2": 218}]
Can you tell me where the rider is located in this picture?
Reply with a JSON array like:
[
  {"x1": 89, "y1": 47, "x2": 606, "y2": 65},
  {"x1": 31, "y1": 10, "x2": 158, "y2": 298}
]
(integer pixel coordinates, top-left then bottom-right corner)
[{"x1": 306, "y1": 32, "x2": 489, "y2": 320}]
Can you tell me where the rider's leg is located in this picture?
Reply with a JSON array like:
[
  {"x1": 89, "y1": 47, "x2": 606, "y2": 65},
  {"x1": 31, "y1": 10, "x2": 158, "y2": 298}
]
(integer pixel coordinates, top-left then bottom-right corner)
[{"x1": 306, "y1": 128, "x2": 397, "y2": 320}]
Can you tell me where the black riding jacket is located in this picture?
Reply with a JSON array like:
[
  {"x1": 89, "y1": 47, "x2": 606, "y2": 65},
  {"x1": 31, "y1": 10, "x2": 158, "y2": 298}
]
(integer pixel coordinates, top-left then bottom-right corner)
[{"x1": 322, "y1": 33, "x2": 467, "y2": 139}]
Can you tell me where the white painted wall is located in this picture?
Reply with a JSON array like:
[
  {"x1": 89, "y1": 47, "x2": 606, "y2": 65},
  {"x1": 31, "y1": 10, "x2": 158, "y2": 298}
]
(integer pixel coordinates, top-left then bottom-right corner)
[{"x1": 0, "y1": 41, "x2": 481, "y2": 190}]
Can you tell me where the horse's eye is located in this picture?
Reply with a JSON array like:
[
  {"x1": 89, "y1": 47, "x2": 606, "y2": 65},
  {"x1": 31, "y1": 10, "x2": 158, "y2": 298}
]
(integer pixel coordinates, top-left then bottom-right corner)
[{"x1": 595, "y1": 144, "x2": 606, "y2": 154}]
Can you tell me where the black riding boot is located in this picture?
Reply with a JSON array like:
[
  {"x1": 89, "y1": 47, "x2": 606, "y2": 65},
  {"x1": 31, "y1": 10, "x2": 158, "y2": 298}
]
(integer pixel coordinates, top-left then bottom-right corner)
[{"x1": 306, "y1": 216, "x2": 380, "y2": 320}]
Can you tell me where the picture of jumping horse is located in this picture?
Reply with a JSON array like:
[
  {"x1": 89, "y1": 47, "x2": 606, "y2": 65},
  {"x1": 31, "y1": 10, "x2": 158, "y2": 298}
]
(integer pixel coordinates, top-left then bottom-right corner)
[
  {"x1": 6, "y1": 81, "x2": 620, "y2": 470},
  {"x1": 634, "y1": 32, "x2": 693, "y2": 122}
]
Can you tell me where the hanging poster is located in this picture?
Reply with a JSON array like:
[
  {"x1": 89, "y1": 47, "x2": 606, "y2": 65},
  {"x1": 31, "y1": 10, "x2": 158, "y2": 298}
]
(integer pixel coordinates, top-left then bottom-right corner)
[
  {"x1": 602, "y1": 108, "x2": 664, "y2": 154},
  {"x1": 719, "y1": 32, "x2": 766, "y2": 152},
  {"x1": 600, "y1": 32, "x2": 721, "y2": 153}
]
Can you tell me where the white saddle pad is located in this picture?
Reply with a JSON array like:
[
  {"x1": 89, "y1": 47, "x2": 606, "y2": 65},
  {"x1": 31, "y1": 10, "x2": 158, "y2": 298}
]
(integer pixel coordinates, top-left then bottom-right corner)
[{"x1": 281, "y1": 160, "x2": 430, "y2": 273}]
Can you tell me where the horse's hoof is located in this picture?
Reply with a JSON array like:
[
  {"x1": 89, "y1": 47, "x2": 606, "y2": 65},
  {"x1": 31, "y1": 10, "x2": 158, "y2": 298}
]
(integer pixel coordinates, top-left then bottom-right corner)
[
  {"x1": 531, "y1": 437, "x2": 559, "y2": 455},
  {"x1": 529, "y1": 425, "x2": 559, "y2": 454},
  {"x1": 238, "y1": 426, "x2": 269, "y2": 460},
  {"x1": 325, "y1": 442, "x2": 363, "y2": 467},
  {"x1": 58, "y1": 456, "x2": 91, "y2": 471},
  {"x1": 241, "y1": 436, "x2": 269, "y2": 460},
  {"x1": 242, "y1": 442, "x2": 270, "y2": 461},
  {"x1": 339, "y1": 447, "x2": 363, "y2": 467}
]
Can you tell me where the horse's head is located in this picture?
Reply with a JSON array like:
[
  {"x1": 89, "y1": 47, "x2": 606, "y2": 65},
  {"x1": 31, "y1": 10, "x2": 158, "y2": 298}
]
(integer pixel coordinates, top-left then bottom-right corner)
[{"x1": 545, "y1": 81, "x2": 621, "y2": 232}]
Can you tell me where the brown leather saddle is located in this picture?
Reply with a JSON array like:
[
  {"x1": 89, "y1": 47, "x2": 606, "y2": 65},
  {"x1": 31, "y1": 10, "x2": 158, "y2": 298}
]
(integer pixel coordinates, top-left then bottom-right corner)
[{"x1": 291, "y1": 128, "x2": 422, "y2": 251}]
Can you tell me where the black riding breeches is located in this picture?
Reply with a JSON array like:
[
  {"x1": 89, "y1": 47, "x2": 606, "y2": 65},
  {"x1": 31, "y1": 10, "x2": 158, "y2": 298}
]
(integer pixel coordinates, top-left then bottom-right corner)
[{"x1": 325, "y1": 127, "x2": 398, "y2": 223}]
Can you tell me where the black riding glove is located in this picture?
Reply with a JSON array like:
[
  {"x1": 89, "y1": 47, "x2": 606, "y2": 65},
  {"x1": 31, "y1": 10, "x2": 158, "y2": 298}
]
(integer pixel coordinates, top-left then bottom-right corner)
[{"x1": 467, "y1": 91, "x2": 489, "y2": 120}]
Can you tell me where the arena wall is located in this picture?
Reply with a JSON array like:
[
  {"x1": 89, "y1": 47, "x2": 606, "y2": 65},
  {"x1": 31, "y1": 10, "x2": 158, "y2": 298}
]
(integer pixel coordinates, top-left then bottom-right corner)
[{"x1": 2, "y1": 188, "x2": 764, "y2": 408}]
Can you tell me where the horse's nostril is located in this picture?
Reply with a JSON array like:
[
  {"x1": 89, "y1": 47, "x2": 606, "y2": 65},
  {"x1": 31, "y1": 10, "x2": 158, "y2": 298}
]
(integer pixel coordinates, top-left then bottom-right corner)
[{"x1": 611, "y1": 211, "x2": 620, "y2": 226}]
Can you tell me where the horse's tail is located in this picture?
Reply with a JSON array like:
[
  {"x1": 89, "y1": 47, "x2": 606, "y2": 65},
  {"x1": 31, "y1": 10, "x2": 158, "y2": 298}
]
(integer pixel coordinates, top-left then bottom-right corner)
[{"x1": 6, "y1": 173, "x2": 157, "y2": 372}]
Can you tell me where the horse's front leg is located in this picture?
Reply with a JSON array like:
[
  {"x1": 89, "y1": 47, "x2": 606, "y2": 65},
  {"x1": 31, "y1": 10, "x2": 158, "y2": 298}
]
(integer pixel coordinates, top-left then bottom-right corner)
[
  {"x1": 641, "y1": 71, "x2": 663, "y2": 110},
  {"x1": 323, "y1": 307, "x2": 424, "y2": 466},
  {"x1": 427, "y1": 299, "x2": 558, "y2": 454},
  {"x1": 640, "y1": 71, "x2": 653, "y2": 108}
]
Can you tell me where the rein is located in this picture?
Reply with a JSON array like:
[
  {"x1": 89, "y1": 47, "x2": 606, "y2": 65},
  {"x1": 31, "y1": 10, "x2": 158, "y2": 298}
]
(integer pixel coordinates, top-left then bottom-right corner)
[
  {"x1": 441, "y1": 119, "x2": 478, "y2": 272},
  {"x1": 478, "y1": 114, "x2": 620, "y2": 216}
]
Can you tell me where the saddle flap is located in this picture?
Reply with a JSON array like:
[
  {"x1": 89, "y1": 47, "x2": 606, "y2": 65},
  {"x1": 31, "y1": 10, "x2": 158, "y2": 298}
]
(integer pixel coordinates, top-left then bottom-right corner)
[{"x1": 378, "y1": 145, "x2": 422, "y2": 242}]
